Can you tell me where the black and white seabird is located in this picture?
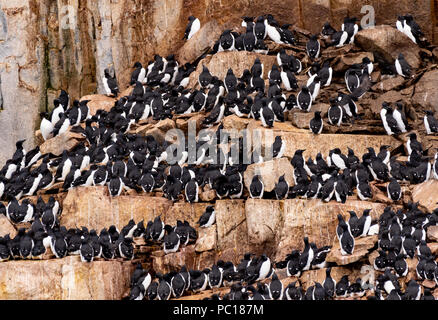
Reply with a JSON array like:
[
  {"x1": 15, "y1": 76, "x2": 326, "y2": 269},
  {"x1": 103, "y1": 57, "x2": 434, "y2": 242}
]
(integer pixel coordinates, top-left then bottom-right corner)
[
  {"x1": 183, "y1": 16, "x2": 200, "y2": 40},
  {"x1": 197, "y1": 206, "x2": 216, "y2": 228},
  {"x1": 306, "y1": 35, "x2": 320, "y2": 59}
]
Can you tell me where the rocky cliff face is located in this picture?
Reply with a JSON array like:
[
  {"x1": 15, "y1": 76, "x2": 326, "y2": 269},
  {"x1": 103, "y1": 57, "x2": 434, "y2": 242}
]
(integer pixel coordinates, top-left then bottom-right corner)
[
  {"x1": 0, "y1": 0, "x2": 437, "y2": 165},
  {"x1": 1, "y1": 0, "x2": 438, "y2": 300}
]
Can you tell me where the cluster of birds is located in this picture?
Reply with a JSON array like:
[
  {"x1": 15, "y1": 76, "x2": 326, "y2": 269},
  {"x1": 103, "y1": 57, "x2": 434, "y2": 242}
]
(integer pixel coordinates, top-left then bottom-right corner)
[
  {"x1": 381, "y1": 100, "x2": 438, "y2": 136},
  {"x1": 249, "y1": 136, "x2": 438, "y2": 204},
  {"x1": 2, "y1": 10, "x2": 438, "y2": 302},
  {"x1": 184, "y1": 14, "x2": 420, "y2": 137},
  {"x1": 129, "y1": 251, "x2": 276, "y2": 300},
  {"x1": 129, "y1": 204, "x2": 438, "y2": 300},
  {"x1": 337, "y1": 203, "x2": 438, "y2": 300},
  {"x1": 0, "y1": 193, "x2": 139, "y2": 262},
  {"x1": 0, "y1": 197, "x2": 202, "y2": 262},
  {"x1": 39, "y1": 91, "x2": 91, "y2": 141},
  {"x1": 0, "y1": 13, "x2": 435, "y2": 219},
  {"x1": 209, "y1": 14, "x2": 296, "y2": 56}
]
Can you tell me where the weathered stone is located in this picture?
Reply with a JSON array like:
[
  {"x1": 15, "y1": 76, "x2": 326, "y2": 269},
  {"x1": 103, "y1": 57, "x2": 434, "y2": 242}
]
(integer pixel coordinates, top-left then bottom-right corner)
[
  {"x1": 0, "y1": 215, "x2": 17, "y2": 238},
  {"x1": 365, "y1": 90, "x2": 405, "y2": 116},
  {"x1": 222, "y1": 115, "x2": 252, "y2": 131},
  {"x1": 188, "y1": 51, "x2": 277, "y2": 88},
  {"x1": 165, "y1": 202, "x2": 210, "y2": 227},
  {"x1": 243, "y1": 158, "x2": 295, "y2": 193},
  {"x1": 288, "y1": 104, "x2": 330, "y2": 129},
  {"x1": 80, "y1": 95, "x2": 116, "y2": 115},
  {"x1": 199, "y1": 185, "x2": 217, "y2": 202},
  {"x1": 412, "y1": 70, "x2": 438, "y2": 113},
  {"x1": 326, "y1": 235, "x2": 378, "y2": 266},
  {"x1": 0, "y1": 2, "x2": 47, "y2": 167},
  {"x1": 193, "y1": 251, "x2": 218, "y2": 271},
  {"x1": 195, "y1": 225, "x2": 217, "y2": 253},
  {"x1": 427, "y1": 226, "x2": 438, "y2": 242},
  {"x1": 332, "y1": 52, "x2": 374, "y2": 73},
  {"x1": 256, "y1": 127, "x2": 400, "y2": 160},
  {"x1": 372, "y1": 76, "x2": 405, "y2": 93},
  {"x1": 355, "y1": 25, "x2": 421, "y2": 69},
  {"x1": 39, "y1": 131, "x2": 85, "y2": 157},
  {"x1": 215, "y1": 200, "x2": 248, "y2": 263},
  {"x1": 177, "y1": 19, "x2": 224, "y2": 65},
  {"x1": 245, "y1": 200, "x2": 283, "y2": 255},
  {"x1": 297, "y1": 266, "x2": 366, "y2": 291},
  {"x1": 61, "y1": 186, "x2": 172, "y2": 231},
  {"x1": 275, "y1": 199, "x2": 386, "y2": 261},
  {"x1": 152, "y1": 245, "x2": 196, "y2": 274},
  {"x1": 154, "y1": 118, "x2": 176, "y2": 132},
  {"x1": 423, "y1": 280, "x2": 436, "y2": 289},
  {"x1": 412, "y1": 180, "x2": 438, "y2": 213},
  {"x1": 0, "y1": 256, "x2": 133, "y2": 300},
  {"x1": 429, "y1": 243, "x2": 438, "y2": 255},
  {"x1": 175, "y1": 113, "x2": 206, "y2": 132}
]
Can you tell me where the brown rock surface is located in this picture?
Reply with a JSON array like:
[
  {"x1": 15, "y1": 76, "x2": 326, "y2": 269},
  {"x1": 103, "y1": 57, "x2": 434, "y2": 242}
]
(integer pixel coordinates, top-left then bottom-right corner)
[
  {"x1": 215, "y1": 200, "x2": 248, "y2": 264},
  {"x1": 412, "y1": 70, "x2": 438, "y2": 113},
  {"x1": 80, "y1": 95, "x2": 116, "y2": 115},
  {"x1": 326, "y1": 235, "x2": 378, "y2": 266},
  {"x1": 188, "y1": 51, "x2": 277, "y2": 88},
  {"x1": 0, "y1": 256, "x2": 133, "y2": 300},
  {"x1": 195, "y1": 225, "x2": 217, "y2": 253},
  {"x1": 372, "y1": 76, "x2": 406, "y2": 92},
  {"x1": 427, "y1": 226, "x2": 438, "y2": 242},
  {"x1": 61, "y1": 186, "x2": 172, "y2": 230},
  {"x1": 245, "y1": 199, "x2": 283, "y2": 255},
  {"x1": 176, "y1": 19, "x2": 224, "y2": 65},
  {"x1": 332, "y1": 52, "x2": 374, "y2": 73},
  {"x1": 152, "y1": 246, "x2": 196, "y2": 274},
  {"x1": 40, "y1": 131, "x2": 85, "y2": 157},
  {"x1": 243, "y1": 158, "x2": 295, "y2": 193},
  {"x1": 411, "y1": 180, "x2": 438, "y2": 213},
  {"x1": 0, "y1": 215, "x2": 17, "y2": 238},
  {"x1": 355, "y1": 25, "x2": 421, "y2": 69},
  {"x1": 297, "y1": 266, "x2": 366, "y2": 290},
  {"x1": 275, "y1": 199, "x2": 385, "y2": 261},
  {"x1": 259, "y1": 129, "x2": 400, "y2": 160}
]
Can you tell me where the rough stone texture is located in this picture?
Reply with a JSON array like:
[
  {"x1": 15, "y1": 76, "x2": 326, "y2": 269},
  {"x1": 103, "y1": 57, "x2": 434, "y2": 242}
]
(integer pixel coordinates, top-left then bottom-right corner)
[
  {"x1": 152, "y1": 245, "x2": 196, "y2": 274},
  {"x1": 326, "y1": 235, "x2": 378, "y2": 265},
  {"x1": 372, "y1": 76, "x2": 406, "y2": 93},
  {"x1": 222, "y1": 115, "x2": 252, "y2": 132},
  {"x1": 412, "y1": 180, "x2": 438, "y2": 213},
  {"x1": 0, "y1": 215, "x2": 17, "y2": 238},
  {"x1": 427, "y1": 226, "x2": 438, "y2": 242},
  {"x1": 39, "y1": 131, "x2": 85, "y2": 157},
  {"x1": 245, "y1": 199, "x2": 283, "y2": 256},
  {"x1": 195, "y1": 225, "x2": 217, "y2": 253},
  {"x1": 60, "y1": 186, "x2": 173, "y2": 231},
  {"x1": 176, "y1": 19, "x2": 223, "y2": 65},
  {"x1": 1, "y1": 0, "x2": 437, "y2": 167},
  {"x1": 80, "y1": 95, "x2": 116, "y2": 115},
  {"x1": 296, "y1": 266, "x2": 366, "y2": 291},
  {"x1": 0, "y1": 1, "x2": 47, "y2": 167},
  {"x1": 331, "y1": 52, "x2": 374, "y2": 73},
  {"x1": 257, "y1": 127, "x2": 401, "y2": 160},
  {"x1": 243, "y1": 158, "x2": 295, "y2": 193},
  {"x1": 275, "y1": 199, "x2": 386, "y2": 261},
  {"x1": 188, "y1": 51, "x2": 277, "y2": 89},
  {"x1": 412, "y1": 70, "x2": 438, "y2": 113},
  {"x1": 0, "y1": 256, "x2": 134, "y2": 300},
  {"x1": 215, "y1": 199, "x2": 248, "y2": 264},
  {"x1": 355, "y1": 25, "x2": 421, "y2": 68},
  {"x1": 165, "y1": 202, "x2": 210, "y2": 227}
]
